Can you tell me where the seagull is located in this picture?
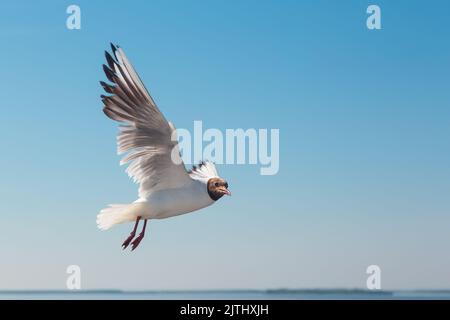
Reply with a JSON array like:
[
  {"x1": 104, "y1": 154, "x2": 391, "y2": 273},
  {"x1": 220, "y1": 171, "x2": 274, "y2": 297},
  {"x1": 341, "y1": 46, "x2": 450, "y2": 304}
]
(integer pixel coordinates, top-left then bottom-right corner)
[{"x1": 96, "y1": 44, "x2": 231, "y2": 250}]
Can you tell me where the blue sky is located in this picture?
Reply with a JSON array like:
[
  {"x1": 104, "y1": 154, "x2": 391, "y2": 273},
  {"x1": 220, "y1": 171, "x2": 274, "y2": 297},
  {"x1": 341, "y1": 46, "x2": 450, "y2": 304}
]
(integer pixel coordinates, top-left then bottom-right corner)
[{"x1": 0, "y1": 0, "x2": 449, "y2": 290}]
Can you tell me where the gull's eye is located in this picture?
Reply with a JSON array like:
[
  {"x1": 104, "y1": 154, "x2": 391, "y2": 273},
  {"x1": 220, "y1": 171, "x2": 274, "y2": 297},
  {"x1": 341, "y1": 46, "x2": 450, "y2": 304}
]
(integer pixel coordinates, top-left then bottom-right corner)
[{"x1": 214, "y1": 182, "x2": 219, "y2": 187}]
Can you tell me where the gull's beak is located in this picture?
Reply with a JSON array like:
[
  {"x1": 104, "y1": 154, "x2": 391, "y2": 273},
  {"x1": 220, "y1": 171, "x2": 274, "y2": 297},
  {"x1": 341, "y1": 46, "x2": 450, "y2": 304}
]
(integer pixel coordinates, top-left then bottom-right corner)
[{"x1": 220, "y1": 187, "x2": 231, "y2": 196}]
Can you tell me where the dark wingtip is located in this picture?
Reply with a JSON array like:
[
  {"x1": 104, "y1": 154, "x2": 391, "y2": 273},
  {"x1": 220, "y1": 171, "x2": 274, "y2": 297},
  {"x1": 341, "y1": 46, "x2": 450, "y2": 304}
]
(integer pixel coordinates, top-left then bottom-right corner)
[
  {"x1": 109, "y1": 43, "x2": 116, "y2": 59},
  {"x1": 105, "y1": 51, "x2": 116, "y2": 69},
  {"x1": 102, "y1": 64, "x2": 115, "y2": 82},
  {"x1": 99, "y1": 81, "x2": 114, "y2": 94},
  {"x1": 103, "y1": 106, "x2": 115, "y2": 119},
  {"x1": 110, "y1": 43, "x2": 118, "y2": 55}
]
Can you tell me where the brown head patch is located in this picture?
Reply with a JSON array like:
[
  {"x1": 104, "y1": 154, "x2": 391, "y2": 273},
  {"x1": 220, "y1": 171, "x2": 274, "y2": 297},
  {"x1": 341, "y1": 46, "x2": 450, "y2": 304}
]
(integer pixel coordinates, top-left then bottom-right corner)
[{"x1": 207, "y1": 177, "x2": 230, "y2": 201}]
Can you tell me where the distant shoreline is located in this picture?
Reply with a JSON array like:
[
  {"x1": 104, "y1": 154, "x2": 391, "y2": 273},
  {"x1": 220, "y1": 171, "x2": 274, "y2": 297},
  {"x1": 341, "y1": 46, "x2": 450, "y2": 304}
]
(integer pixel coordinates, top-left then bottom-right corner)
[{"x1": 1, "y1": 289, "x2": 450, "y2": 295}]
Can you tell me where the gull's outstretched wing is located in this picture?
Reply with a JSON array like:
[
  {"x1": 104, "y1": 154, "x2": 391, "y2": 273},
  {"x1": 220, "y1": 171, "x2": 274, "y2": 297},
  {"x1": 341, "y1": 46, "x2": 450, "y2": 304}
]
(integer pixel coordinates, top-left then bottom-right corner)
[{"x1": 100, "y1": 43, "x2": 190, "y2": 197}]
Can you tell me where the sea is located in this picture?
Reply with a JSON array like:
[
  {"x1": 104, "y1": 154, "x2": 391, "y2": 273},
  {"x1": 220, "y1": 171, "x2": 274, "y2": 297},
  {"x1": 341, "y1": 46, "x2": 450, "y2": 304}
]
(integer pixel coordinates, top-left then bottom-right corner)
[{"x1": 1, "y1": 289, "x2": 450, "y2": 300}]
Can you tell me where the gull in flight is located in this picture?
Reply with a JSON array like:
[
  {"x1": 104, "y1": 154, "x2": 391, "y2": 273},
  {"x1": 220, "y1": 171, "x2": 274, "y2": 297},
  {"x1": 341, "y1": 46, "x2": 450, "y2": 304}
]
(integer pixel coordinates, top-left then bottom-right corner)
[{"x1": 96, "y1": 44, "x2": 231, "y2": 250}]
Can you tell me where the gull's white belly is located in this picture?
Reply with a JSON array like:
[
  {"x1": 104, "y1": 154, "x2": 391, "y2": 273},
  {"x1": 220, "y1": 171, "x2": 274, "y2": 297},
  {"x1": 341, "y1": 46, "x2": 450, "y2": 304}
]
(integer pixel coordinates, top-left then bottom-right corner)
[{"x1": 138, "y1": 180, "x2": 215, "y2": 219}]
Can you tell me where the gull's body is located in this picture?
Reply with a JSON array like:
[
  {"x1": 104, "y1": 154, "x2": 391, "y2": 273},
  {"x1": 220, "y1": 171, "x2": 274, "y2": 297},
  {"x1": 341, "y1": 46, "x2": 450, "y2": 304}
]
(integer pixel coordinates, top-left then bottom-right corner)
[
  {"x1": 143, "y1": 179, "x2": 215, "y2": 219},
  {"x1": 96, "y1": 44, "x2": 230, "y2": 250},
  {"x1": 115, "y1": 178, "x2": 215, "y2": 223}
]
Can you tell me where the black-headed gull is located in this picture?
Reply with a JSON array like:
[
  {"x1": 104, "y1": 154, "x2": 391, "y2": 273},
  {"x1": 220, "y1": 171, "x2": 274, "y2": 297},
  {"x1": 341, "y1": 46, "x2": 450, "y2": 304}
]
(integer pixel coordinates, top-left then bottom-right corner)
[{"x1": 97, "y1": 44, "x2": 230, "y2": 250}]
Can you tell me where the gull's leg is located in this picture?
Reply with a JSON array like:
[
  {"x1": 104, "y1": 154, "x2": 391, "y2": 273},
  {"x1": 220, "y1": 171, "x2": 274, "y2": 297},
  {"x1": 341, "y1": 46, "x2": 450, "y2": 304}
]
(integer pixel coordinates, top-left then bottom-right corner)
[
  {"x1": 131, "y1": 219, "x2": 148, "y2": 251},
  {"x1": 122, "y1": 216, "x2": 141, "y2": 250}
]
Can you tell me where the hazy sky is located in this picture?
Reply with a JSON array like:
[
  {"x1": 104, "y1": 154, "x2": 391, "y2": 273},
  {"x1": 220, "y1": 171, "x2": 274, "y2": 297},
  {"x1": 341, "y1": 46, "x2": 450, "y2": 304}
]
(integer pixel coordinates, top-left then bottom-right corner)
[{"x1": 0, "y1": 0, "x2": 449, "y2": 290}]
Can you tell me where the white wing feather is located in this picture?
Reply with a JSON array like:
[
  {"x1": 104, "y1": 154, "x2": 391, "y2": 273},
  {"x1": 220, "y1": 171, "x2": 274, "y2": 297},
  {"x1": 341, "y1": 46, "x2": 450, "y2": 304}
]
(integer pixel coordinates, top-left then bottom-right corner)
[
  {"x1": 188, "y1": 161, "x2": 219, "y2": 184},
  {"x1": 100, "y1": 44, "x2": 190, "y2": 198}
]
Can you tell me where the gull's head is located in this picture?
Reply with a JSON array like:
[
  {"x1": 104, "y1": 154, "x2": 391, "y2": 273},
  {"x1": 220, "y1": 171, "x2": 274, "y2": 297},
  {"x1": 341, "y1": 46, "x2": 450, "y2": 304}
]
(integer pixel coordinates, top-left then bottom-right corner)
[{"x1": 207, "y1": 177, "x2": 231, "y2": 201}]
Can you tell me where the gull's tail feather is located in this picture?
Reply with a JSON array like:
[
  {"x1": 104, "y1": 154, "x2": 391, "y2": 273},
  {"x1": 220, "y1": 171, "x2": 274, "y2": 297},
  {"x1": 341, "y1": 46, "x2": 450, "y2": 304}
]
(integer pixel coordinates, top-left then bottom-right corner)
[{"x1": 96, "y1": 203, "x2": 141, "y2": 230}]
